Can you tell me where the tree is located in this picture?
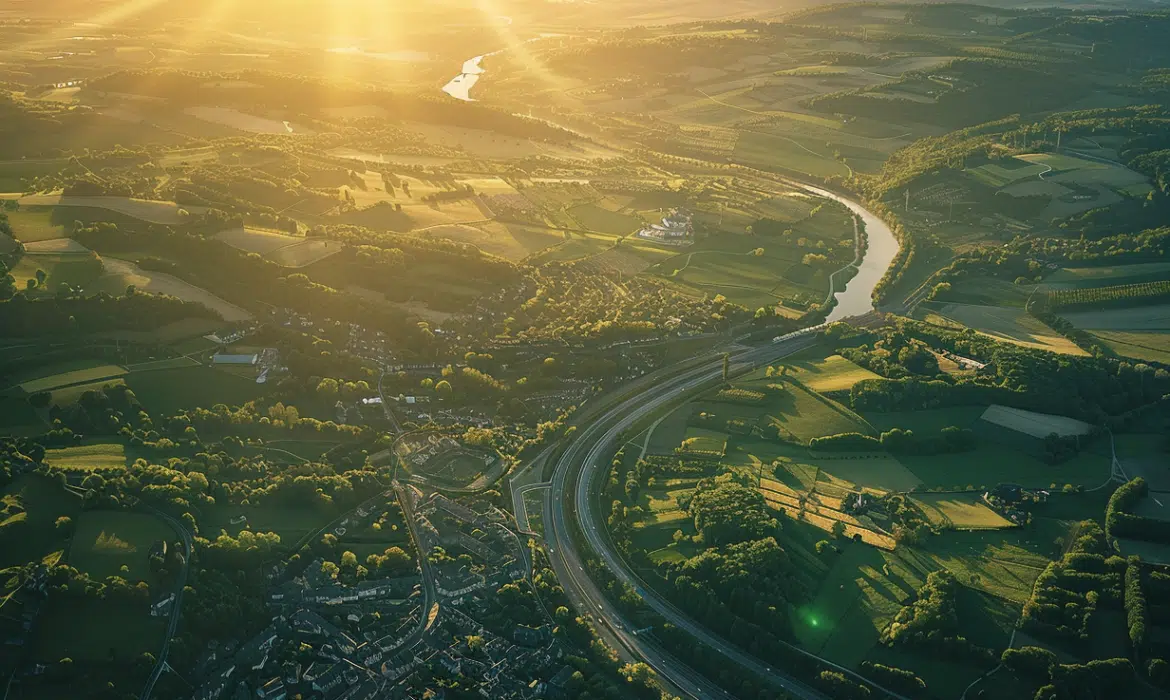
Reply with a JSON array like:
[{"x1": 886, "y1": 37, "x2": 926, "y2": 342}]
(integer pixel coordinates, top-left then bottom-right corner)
[
  {"x1": 55, "y1": 516, "x2": 73, "y2": 533},
  {"x1": 816, "y1": 539, "x2": 831, "y2": 554},
  {"x1": 831, "y1": 521, "x2": 847, "y2": 539}
]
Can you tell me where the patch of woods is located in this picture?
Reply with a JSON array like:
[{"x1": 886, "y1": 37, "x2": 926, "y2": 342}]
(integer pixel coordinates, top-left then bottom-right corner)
[{"x1": 1107, "y1": 477, "x2": 1170, "y2": 545}]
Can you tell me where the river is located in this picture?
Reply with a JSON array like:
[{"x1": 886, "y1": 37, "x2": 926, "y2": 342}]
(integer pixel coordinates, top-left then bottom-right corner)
[
  {"x1": 442, "y1": 54, "x2": 488, "y2": 102},
  {"x1": 796, "y1": 184, "x2": 900, "y2": 322}
]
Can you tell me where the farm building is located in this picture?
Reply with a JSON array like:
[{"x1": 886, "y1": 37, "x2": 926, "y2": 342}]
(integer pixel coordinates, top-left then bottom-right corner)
[{"x1": 212, "y1": 353, "x2": 258, "y2": 366}]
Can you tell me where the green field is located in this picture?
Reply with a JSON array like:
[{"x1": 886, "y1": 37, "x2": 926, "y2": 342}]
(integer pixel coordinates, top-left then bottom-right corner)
[
  {"x1": 45, "y1": 442, "x2": 127, "y2": 472},
  {"x1": 568, "y1": 203, "x2": 643, "y2": 234},
  {"x1": 0, "y1": 396, "x2": 43, "y2": 435},
  {"x1": 0, "y1": 475, "x2": 79, "y2": 568},
  {"x1": 1087, "y1": 330, "x2": 1170, "y2": 363},
  {"x1": 966, "y1": 157, "x2": 1049, "y2": 188},
  {"x1": 6, "y1": 207, "x2": 68, "y2": 242},
  {"x1": 862, "y1": 406, "x2": 988, "y2": 434},
  {"x1": 679, "y1": 427, "x2": 728, "y2": 455},
  {"x1": 202, "y1": 505, "x2": 332, "y2": 543},
  {"x1": 19, "y1": 364, "x2": 127, "y2": 393},
  {"x1": 69, "y1": 510, "x2": 174, "y2": 582},
  {"x1": 919, "y1": 302, "x2": 1086, "y2": 356},
  {"x1": 123, "y1": 366, "x2": 267, "y2": 414},
  {"x1": 911, "y1": 493, "x2": 1015, "y2": 530},
  {"x1": 1043, "y1": 262, "x2": 1170, "y2": 290},
  {"x1": 786, "y1": 354, "x2": 881, "y2": 393},
  {"x1": 895, "y1": 443, "x2": 1109, "y2": 490},
  {"x1": 761, "y1": 383, "x2": 872, "y2": 443},
  {"x1": 32, "y1": 597, "x2": 164, "y2": 662}
]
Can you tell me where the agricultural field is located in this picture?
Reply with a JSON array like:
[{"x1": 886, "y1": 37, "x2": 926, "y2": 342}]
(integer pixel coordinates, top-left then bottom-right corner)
[
  {"x1": 17, "y1": 363, "x2": 127, "y2": 393},
  {"x1": 93, "y1": 258, "x2": 253, "y2": 321},
  {"x1": 784, "y1": 354, "x2": 881, "y2": 393},
  {"x1": 1042, "y1": 262, "x2": 1170, "y2": 290},
  {"x1": 17, "y1": 194, "x2": 204, "y2": 225},
  {"x1": 918, "y1": 302, "x2": 1086, "y2": 355},
  {"x1": 214, "y1": 226, "x2": 302, "y2": 255},
  {"x1": 910, "y1": 493, "x2": 1015, "y2": 530},
  {"x1": 979, "y1": 404, "x2": 1093, "y2": 439},
  {"x1": 45, "y1": 442, "x2": 128, "y2": 472},
  {"x1": 202, "y1": 505, "x2": 332, "y2": 544},
  {"x1": 862, "y1": 406, "x2": 988, "y2": 434},
  {"x1": 678, "y1": 427, "x2": 728, "y2": 456},
  {"x1": 5, "y1": 207, "x2": 68, "y2": 242},
  {"x1": 1062, "y1": 304, "x2": 1170, "y2": 331},
  {"x1": 122, "y1": 366, "x2": 268, "y2": 415},
  {"x1": 263, "y1": 239, "x2": 342, "y2": 267},
  {"x1": 32, "y1": 597, "x2": 165, "y2": 662},
  {"x1": 759, "y1": 383, "x2": 872, "y2": 444},
  {"x1": 69, "y1": 510, "x2": 173, "y2": 582},
  {"x1": 896, "y1": 442, "x2": 1110, "y2": 490},
  {"x1": 1089, "y1": 329, "x2": 1170, "y2": 364}
]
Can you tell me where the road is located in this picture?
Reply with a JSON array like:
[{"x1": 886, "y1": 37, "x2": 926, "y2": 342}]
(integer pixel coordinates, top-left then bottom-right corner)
[
  {"x1": 546, "y1": 336, "x2": 825, "y2": 700},
  {"x1": 393, "y1": 482, "x2": 440, "y2": 648},
  {"x1": 139, "y1": 508, "x2": 195, "y2": 700},
  {"x1": 546, "y1": 332, "x2": 913, "y2": 700}
]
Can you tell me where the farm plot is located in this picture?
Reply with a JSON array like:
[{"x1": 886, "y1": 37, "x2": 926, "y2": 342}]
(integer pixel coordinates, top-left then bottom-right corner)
[
  {"x1": 202, "y1": 505, "x2": 331, "y2": 543},
  {"x1": 966, "y1": 157, "x2": 1050, "y2": 188},
  {"x1": 1019, "y1": 152, "x2": 1149, "y2": 188},
  {"x1": 911, "y1": 493, "x2": 1015, "y2": 530},
  {"x1": 184, "y1": 106, "x2": 311, "y2": 135},
  {"x1": 123, "y1": 366, "x2": 267, "y2": 414},
  {"x1": 1063, "y1": 304, "x2": 1170, "y2": 331},
  {"x1": 567, "y1": 203, "x2": 643, "y2": 235},
  {"x1": 785, "y1": 354, "x2": 880, "y2": 393},
  {"x1": 759, "y1": 383, "x2": 872, "y2": 444},
  {"x1": 21, "y1": 237, "x2": 91, "y2": 253},
  {"x1": 919, "y1": 302, "x2": 1086, "y2": 355},
  {"x1": 1042, "y1": 262, "x2": 1170, "y2": 290},
  {"x1": 679, "y1": 427, "x2": 728, "y2": 457},
  {"x1": 19, "y1": 364, "x2": 127, "y2": 393},
  {"x1": 5, "y1": 208, "x2": 68, "y2": 242},
  {"x1": 264, "y1": 239, "x2": 342, "y2": 267},
  {"x1": 895, "y1": 443, "x2": 1108, "y2": 490},
  {"x1": 45, "y1": 442, "x2": 127, "y2": 472},
  {"x1": 862, "y1": 406, "x2": 987, "y2": 434},
  {"x1": 32, "y1": 597, "x2": 164, "y2": 662},
  {"x1": 979, "y1": 404, "x2": 1093, "y2": 439},
  {"x1": 18, "y1": 194, "x2": 204, "y2": 225},
  {"x1": 214, "y1": 226, "x2": 302, "y2": 254},
  {"x1": 69, "y1": 510, "x2": 173, "y2": 582},
  {"x1": 94, "y1": 258, "x2": 252, "y2": 321}
]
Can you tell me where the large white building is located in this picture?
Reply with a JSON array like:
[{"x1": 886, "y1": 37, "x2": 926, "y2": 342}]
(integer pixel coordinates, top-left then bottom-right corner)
[{"x1": 636, "y1": 208, "x2": 693, "y2": 246}]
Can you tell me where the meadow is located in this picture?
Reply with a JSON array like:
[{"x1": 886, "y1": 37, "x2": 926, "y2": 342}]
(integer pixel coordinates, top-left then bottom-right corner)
[
  {"x1": 911, "y1": 493, "x2": 1015, "y2": 530},
  {"x1": 123, "y1": 366, "x2": 267, "y2": 415},
  {"x1": 32, "y1": 597, "x2": 165, "y2": 662},
  {"x1": 918, "y1": 302, "x2": 1086, "y2": 355},
  {"x1": 69, "y1": 510, "x2": 173, "y2": 582},
  {"x1": 17, "y1": 363, "x2": 127, "y2": 393},
  {"x1": 784, "y1": 354, "x2": 881, "y2": 393},
  {"x1": 0, "y1": 475, "x2": 79, "y2": 568},
  {"x1": 45, "y1": 442, "x2": 127, "y2": 472}
]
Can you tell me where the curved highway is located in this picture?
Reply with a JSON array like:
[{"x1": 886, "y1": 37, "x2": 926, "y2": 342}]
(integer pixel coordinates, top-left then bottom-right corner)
[{"x1": 546, "y1": 336, "x2": 828, "y2": 700}]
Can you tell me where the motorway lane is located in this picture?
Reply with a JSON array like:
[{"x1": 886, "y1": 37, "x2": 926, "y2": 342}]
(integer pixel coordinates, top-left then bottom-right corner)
[
  {"x1": 140, "y1": 508, "x2": 195, "y2": 700},
  {"x1": 547, "y1": 337, "x2": 827, "y2": 700}
]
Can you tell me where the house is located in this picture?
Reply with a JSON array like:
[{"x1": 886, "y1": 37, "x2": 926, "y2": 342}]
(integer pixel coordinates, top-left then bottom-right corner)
[
  {"x1": 512, "y1": 625, "x2": 552, "y2": 647},
  {"x1": 439, "y1": 651, "x2": 462, "y2": 676}
]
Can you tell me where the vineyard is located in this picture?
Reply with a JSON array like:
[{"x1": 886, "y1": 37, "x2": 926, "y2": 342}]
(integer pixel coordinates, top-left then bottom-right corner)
[{"x1": 1047, "y1": 280, "x2": 1170, "y2": 310}]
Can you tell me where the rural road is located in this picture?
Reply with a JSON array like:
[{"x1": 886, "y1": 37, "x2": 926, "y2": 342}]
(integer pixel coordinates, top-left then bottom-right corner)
[{"x1": 139, "y1": 507, "x2": 194, "y2": 700}]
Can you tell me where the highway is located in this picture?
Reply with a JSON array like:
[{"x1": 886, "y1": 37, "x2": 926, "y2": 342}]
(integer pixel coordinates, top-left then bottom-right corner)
[
  {"x1": 545, "y1": 335, "x2": 827, "y2": 700},
  {"x1": 393, "y1": 482, "x2": 440, "y2": 648},
  {"x1": 139, "y1": 508, "x2": 195, "y2": 700}
]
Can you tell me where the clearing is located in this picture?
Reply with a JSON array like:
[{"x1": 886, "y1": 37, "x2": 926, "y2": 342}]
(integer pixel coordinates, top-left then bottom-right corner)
[
  {"x1": 45, "y1": 442, "x2": 127, "y2": 472},
  {"x1": 69, "y1": 510, "x2": 173, "y2": 582}
]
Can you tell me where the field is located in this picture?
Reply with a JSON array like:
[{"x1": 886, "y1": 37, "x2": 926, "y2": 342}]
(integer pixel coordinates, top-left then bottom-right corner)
[
  {"x1": 95, "y1": 258, "x2": 253, "y2": 321},
  {"x1": 679, "y1": 427, "x2": 728, "y2": 456},
  {"x1": 785, "y1": 354, "x2": 881, "y2": 393},
  {"x1": 45, "y1": 442, "x2": 127, "y2": 472},
  {"x1": 32, "y1": 597, "x2": 165, "y2": 662},
  {"x1": 419, "y1": 449, "x2": 496, "y2": 487},
  {"x1": 0, "y1": 475, "x2": 79, "y2": 568},
  {"x1": 69, "y1": 510, "x2": 173, "y2": 582},
  {"x1": 567, "y1": 203, "x2": 643, "y2": 235},
  {"x1": 264, "y1": 239, "x2": 343, "y2": 267},
  {"x1": 6, "y1": 207, "x2": 67, "y2": 242},
  {"x1": 895, "y1": 443, "x2": 1109, "y2": 490},
  {"x1": 1086, "y1": 330, "x2": 1170, "y2": 363},
  {"x1": 424, "y1": 222, "x2": 564, "y2": 261},
  {"x1": 760, "y1": 383, "x2": 872, "y2": 444},
  {"x1": 980, "y1": 405, "x2": 1093, "y2": 439},
  {"x1": 1062, "y1": 304, "x2": 1170, "y2": 331},
  {"x1": 17, "y1": 364, "x2": 127, "y2": 393},
  {"x1": 919, "y1": 302, "x2": 1086, "y2": 355},
  {"x1": 17, "y1": 194, "x2": 204, "y2": 225},
  {"x1": 1043, "y1": 262, "x2": 1170, "y2": 290},
  {"x1": 203, "y1": 505, "x2": 333, "y2": 544},
  {"x1": 214, "y1": 226, "x2": 303, "y2": 254},
  {"x1": 862, "y1": 406, "x2": 988, "y2": 434},
  {"x1": 966, "y1": 157, "x2": 1049, "y2": 188},
  {"x1": 123, "y1": 366, "x2": 267, "y2": 414},
  {"x1": 911, "y1": 493, "x2": 1015, "y2": 530}
]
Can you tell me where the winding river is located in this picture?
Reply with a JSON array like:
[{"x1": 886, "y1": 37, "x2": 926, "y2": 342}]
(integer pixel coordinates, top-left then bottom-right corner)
[{"x1": 799, "y1": 184, "x2": 900, "y2": 322}]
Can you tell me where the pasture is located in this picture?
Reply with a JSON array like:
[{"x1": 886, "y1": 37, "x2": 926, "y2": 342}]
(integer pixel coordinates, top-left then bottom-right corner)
[
  {"x1": 895, "y1": 443, "x2": 1109, "y2": 490},
  {"x1": 203, "y1": 505, "x2": 331, "y2": 543},
  {"x1": 1042, "y1": 262, "x2": 1170, "y2": 290},
  {"x1": 785, "y1": 354, "x2": 880, "y2": 393},
  {"x1": 911, "y1": 493, "x2": 1015, "y2": 530},
  {"x1": 568, "y1": 203, "x2": 643, "y2": 235},
  {"x1": 760, "y1": 383, "x2": 872, "y2": 444},
  {"x1": 966, "y1": 157, "x2": 1049, "y2": 188},
  {"x1": 17, "y1": 194, "x2": 203, "y2": 225},
  {"x1": 69, "y1": 510, "x2": 173, "y2": 582},
  {"x1": 862, "y1": 406, "x2": 987, "y2": 434},
  {"x1": 1091, "y1": 330, "x2": 1170, "y2": 363},
  {"x1": 45, "y1": 442, "x2": 127, "y2": 472}
]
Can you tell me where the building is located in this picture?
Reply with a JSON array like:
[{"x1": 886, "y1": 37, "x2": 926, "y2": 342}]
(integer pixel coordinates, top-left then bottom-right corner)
[
  {"x1": 212, "y1": 354, "x2": 259, "y2": 366},
  {"x1": 255, "y1": 677, "x2": 286, "y2": 700},
  {"x1": 635, "y1": 208, "x2": 693, "y2": 246}
]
